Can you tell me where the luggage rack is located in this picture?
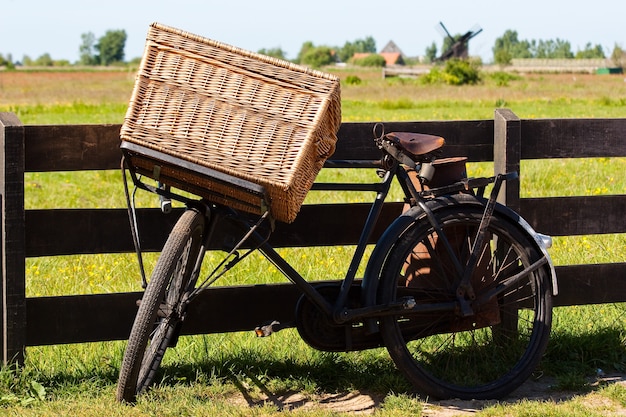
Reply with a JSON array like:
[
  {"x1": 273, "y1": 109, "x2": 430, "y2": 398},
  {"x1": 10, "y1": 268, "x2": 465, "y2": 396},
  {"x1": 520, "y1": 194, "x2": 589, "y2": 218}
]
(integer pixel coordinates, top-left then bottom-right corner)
[{"x1": 121, "y1": 141, "x2": 270, "y2": 215}]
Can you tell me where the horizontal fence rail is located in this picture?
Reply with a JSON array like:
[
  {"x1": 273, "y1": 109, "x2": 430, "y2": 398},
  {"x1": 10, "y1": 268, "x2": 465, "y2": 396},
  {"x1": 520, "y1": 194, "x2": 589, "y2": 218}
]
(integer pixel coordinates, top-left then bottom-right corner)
[{"x1": 1, "y1": 110, "x2": 625, "y2": 363}]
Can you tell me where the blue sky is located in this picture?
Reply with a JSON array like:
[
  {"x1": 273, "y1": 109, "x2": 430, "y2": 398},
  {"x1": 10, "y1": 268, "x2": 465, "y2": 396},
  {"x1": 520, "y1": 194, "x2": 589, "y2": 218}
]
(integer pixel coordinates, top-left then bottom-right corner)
[{"x1": 2, "y1": 0, "x2": 624, "y2": 63}]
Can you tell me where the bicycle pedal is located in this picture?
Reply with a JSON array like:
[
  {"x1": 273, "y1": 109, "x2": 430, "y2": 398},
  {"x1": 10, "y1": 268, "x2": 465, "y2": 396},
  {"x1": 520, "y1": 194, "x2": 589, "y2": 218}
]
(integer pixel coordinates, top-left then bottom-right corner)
[{"x1": 254, "y1": 320, "x2": 283, "y2": 337}]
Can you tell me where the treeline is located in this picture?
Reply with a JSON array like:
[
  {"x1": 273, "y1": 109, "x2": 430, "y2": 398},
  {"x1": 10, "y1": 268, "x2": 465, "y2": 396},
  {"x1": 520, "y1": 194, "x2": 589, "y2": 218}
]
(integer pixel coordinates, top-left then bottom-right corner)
[
  {"x1": 492, "y1": 30, "x2": 624, "y2": 65},
  {"x1": 78, "y1": 30, "x2": 128, "y2": 66},
  {"x1": 1, "y1": 28, "x2": 624, "y2": 69},
  {"x1": 260, "y1": 36, "x2": 384, "y2": 68},
  {"x1": 0, "y1": 30, "x2": 130, "y2": 69}
]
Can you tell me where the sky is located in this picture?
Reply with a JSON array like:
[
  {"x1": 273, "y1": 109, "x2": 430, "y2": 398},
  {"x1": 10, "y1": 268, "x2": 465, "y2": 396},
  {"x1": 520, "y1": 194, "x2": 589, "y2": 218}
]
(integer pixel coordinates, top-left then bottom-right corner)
[{"x1": 1, "y1": 0, "x2": 625, "y2": 64}]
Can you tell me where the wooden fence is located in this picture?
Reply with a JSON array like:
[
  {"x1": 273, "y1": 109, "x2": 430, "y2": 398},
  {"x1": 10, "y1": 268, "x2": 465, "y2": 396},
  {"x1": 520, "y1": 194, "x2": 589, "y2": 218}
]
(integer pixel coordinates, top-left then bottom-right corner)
[{"x1": 1, "y1": 109, "x2": 625, "y2": 364}]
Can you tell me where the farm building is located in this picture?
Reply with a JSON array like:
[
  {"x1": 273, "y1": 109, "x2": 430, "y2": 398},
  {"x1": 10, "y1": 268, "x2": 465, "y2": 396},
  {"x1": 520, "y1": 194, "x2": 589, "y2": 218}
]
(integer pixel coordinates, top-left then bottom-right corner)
[
  {"x1": 380, "y1": 40, "x2": 405, "y2": 65},
  {"x1": 351, "y1": 40, "x2": 406, "y2": 65}
]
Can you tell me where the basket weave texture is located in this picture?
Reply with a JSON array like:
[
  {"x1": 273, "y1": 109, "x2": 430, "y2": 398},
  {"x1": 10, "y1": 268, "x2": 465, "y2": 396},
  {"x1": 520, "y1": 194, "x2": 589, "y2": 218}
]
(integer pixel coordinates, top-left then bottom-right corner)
[{"x1": 121, "y1": 23, "x2": 341, "y2": 223}]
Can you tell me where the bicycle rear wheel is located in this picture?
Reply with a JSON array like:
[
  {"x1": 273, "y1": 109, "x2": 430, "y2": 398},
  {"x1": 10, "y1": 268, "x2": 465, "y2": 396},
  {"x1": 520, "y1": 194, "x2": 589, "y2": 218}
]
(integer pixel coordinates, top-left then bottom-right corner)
[
  {"x1": 378, "y1": 199, "x2": 552, "y2": 400},
  {"x1": 116, "y1": 208, "x2": 205, "y2": 403}
]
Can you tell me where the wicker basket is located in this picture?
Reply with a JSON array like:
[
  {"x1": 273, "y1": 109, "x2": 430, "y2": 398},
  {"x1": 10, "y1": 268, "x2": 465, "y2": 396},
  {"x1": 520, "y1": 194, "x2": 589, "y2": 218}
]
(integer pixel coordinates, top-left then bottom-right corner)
[{"x1": 121, "y1": 23, "x2": 341, "y2": 223}]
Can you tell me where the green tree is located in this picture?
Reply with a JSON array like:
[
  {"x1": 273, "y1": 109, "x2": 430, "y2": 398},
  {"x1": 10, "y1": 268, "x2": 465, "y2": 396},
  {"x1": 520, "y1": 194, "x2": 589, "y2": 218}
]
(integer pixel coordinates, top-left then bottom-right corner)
[
  {"x1": 531, "y1": 39, "x2": 573, "y2": 59},
  {"x1": 34, "y1": 53, "x2": 53, "y2": 66},
  {"x1": 336, "y1": 37, "x2": 376, "y2": 63},
  {"x1": 296, "y1": 41, "x2": 315, "y2": 64},
  {"x1": 95, "y1": 29, "x2": 127, "y2": 65},
  {"x1": 425, "y1": 42, "x2": 438, "y2": 63},
  {"x1": 555, "y1": 40, "x2": 574, "y2": 58},
  {"x1": 300, "y1": 45, "x2": 335, "y2": 68},
  {"x1": 611, "y1": 44, "x2": 625, "y2": 67},
  {"x1": 257, "y1": 47, "x2": 287, "y2": 60},
  {"x1": 493, "y1": 30, "x2": 532, "y2": 64},
  {"x1": 494, "y1": 48, "x2": 513, "y2": 66},
  {"x1": 493, "y1": 29, "x2": 599, "y2": 62},
  {"x1": 576, "y1": 43, "x2": 605, "y2": 59},
  {"x1": 355, "y1": 36, "x2": 376, "y2": 53},
  {"x1": 79, "y1": 32, "x2": 97, "y2": 65},
  {"x1": 0, "y1": 53, "x2": 13, "y2": 68}
]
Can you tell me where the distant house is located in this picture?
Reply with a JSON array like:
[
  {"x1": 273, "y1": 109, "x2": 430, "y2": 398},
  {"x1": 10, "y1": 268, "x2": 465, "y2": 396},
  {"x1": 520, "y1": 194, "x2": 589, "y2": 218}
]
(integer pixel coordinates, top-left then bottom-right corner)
[
  {"x1": 380, "y1": 52, "x2": 404, "y2": 66},
  {"x1": 380, "y1": 41, "x2": 405, "y2": 65},
  {"x1": 351, "y1": 40, "x2": 406, "y2": 66},
  {"x1": 381, "y1": 40, "x2": 403, "y2": 54}
]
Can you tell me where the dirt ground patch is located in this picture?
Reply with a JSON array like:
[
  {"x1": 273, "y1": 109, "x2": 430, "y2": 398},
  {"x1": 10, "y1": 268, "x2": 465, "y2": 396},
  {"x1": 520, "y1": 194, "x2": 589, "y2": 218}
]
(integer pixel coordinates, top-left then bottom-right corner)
[{"x1": 230, "y1": 374, "x2": 626, "y2": 415}]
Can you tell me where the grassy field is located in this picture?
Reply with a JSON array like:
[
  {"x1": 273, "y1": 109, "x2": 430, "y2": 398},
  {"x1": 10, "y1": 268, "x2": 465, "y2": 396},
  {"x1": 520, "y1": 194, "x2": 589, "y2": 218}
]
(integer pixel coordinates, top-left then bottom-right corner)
[
  {"x1": 1, "y1": 67, "x2": 625, "y2": 416},
  {"x1": 3, "y1": 68, "x2": 626, "y2": 123}
]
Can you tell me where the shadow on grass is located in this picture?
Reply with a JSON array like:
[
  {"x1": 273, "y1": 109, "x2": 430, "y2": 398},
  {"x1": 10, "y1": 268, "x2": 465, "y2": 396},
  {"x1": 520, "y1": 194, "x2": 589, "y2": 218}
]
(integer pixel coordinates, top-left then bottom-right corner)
[
  {"x1": 16, "y1": 325, "x2": 626, "y2": 411},
  {"x1": 543, "y1": 327, "x2": 626, "y2": 386},
  {"x1": 160, "y1": 346, "x2": 411, "y2": 394}
]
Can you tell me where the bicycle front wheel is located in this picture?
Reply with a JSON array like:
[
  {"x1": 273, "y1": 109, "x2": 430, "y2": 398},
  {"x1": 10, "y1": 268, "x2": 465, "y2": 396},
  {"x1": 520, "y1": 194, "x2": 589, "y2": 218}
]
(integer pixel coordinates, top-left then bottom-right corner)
[
  {"x1": 378, "y1": 200, "x2": 552, "y2": 400},
  {"x1": 117, "y1": 208, "x2": 205, "y2": 403}
]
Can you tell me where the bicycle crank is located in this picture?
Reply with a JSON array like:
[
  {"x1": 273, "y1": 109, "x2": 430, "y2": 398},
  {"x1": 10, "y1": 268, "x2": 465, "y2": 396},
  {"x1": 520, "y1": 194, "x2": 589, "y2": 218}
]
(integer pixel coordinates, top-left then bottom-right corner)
[{"x1": 294, "y1": 284, "x2": 384, "y2": 352}]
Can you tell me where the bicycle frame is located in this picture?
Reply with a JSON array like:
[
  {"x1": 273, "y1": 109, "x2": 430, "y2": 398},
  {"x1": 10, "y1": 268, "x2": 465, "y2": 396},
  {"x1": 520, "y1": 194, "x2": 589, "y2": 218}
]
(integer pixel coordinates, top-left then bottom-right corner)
[
  {"x1": 254, "y1": 159, "x2": 402, "y2": 324},
  {"x1": 252, "y1": 167, "x2": 539, "y2": 325},
  {"x1": 122, "y1": 146, "x2": 547, "y2": 331}
]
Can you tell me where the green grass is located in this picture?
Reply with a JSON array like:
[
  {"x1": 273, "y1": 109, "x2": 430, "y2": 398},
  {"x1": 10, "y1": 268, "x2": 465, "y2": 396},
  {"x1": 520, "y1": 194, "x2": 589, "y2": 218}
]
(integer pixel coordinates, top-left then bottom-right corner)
[
  {"x1": 342, "y1": 96, "x2": 626, "y2": 122},
  {"x1": 3, "y1": 102, "x2": 128, "y2": 124},
  {"x1": 2, "y1": 68, "x2": 626, "y2": 416}
]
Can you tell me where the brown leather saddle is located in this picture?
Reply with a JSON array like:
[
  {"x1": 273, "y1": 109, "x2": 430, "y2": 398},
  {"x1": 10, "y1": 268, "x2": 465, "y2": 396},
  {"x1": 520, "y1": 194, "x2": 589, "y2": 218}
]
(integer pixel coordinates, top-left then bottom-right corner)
[{"x1": 385, "y1": 131, "x2": 445, "y2": 158}]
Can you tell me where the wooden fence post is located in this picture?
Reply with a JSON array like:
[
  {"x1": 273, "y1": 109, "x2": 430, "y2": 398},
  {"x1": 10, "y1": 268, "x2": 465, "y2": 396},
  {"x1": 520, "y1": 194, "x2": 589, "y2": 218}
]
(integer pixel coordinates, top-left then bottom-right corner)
[
  {"x1": 0, "y1": 113, "x2": 26, "y2": 364},
  {"x1": 494, "y1": 109, "x2": 521, "y2": 211}
]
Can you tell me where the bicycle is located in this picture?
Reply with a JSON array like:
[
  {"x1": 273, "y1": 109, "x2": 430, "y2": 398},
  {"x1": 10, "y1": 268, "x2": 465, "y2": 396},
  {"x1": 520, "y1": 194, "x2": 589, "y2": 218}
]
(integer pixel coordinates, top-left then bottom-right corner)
[{"x1": 117, "y1": 124, "x2": 557, "y2": 403}]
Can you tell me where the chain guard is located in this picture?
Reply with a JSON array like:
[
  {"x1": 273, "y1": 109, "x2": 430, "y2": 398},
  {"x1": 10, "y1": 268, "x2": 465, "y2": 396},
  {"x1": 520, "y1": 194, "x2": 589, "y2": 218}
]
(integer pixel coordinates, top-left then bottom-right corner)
[{"x1": 294, "y1": 283, "x2": 384, "y2": 352}]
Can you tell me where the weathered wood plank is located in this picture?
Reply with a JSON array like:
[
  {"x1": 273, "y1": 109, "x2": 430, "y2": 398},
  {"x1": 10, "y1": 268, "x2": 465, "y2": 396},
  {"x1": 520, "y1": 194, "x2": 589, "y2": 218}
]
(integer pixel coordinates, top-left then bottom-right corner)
[
  {"x1": 25, "y1": 203, "x2": 404, "y2": 257},
  {"x1": 24, "y1": 262, "x2": 626, "y2": 346},
  {"x1": 24, "y1": 124, "x2": 122, "y2": 172},
  {"x1": 23, "y1": 121, "x2": 497, "y2": 174},
  {"x1": 494, "y1": 109, "x2": 521, "y2": 211},
  {"x1": 25, "y1": 208, "x2": 174, "y2": 256},
  {"x1": 21, "y1": 119, "x2": 626, "y2": 173},
  {"x1": 553, "y1": 263, "x2": 626, "y2": 306},
  {"x1": 25, "y1": 193, "x2": 626, "y2": 257},
  {"x1": 520, "y1": 195, "x2": 626, "y2": 236},
  {"x1": 334, "y1": 120, "x2": 495, "y2": 162},
  {"x1": 25, "y1": 282, "x2": 306, "y2": 346},
  {"x1": 26, "y1": 291, "x2": 139, "y2": 345},
  {"x1": 521, "y1": 119, "x2": 626, "y2": 159},
  {"x1": 0, "y1": 113, "x2": 27, "y2": 363}
]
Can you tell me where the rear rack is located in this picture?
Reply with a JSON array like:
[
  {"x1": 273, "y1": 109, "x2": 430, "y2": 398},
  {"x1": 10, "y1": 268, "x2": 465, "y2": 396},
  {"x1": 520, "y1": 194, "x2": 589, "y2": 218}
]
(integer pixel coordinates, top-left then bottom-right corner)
[{"x1": 121, "y1": 141, "x2": 270, "y2": 214}]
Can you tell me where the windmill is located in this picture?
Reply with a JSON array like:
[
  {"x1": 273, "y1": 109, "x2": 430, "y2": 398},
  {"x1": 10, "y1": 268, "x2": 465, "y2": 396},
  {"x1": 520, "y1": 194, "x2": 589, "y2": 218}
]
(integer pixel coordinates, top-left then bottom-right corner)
[{"x1": 435, "y1": 21, "x2": 482, "y2": 62}]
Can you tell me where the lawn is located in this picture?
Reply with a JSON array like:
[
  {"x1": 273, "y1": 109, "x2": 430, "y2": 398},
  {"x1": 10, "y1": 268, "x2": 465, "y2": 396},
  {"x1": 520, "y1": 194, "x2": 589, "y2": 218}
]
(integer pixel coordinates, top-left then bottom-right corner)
[{"x1": 1, "y1": 66, "x2": 625, "y2": 416}]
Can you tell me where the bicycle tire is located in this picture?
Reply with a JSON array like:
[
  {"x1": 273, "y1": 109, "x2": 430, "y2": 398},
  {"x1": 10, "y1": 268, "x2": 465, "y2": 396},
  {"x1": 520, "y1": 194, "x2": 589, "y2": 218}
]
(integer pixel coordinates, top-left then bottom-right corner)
[
  {"x1": 116, "y1": 208, "x2": 205, "y2": 403},
  {"x1": 378, "y1": 196, "x2": 552, "y2": 400}
]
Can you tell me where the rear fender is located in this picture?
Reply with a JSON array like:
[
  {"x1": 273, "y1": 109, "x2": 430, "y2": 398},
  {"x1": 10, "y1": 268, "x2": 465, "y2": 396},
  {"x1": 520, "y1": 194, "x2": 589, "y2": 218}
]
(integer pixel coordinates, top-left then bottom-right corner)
[
  {"x1": 361, "y1": 194, "x2": 558, "y2": 320},
  {"x1": 493, "y1": 202, "x2": 558, "y2": 295}
]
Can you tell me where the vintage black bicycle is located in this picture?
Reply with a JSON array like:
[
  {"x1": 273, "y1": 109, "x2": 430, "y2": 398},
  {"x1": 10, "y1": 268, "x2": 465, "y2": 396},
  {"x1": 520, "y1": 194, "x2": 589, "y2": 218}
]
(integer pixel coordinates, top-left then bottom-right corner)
[{"x1": 117, "y1": 125, "x2": 557, "y2": 403}]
